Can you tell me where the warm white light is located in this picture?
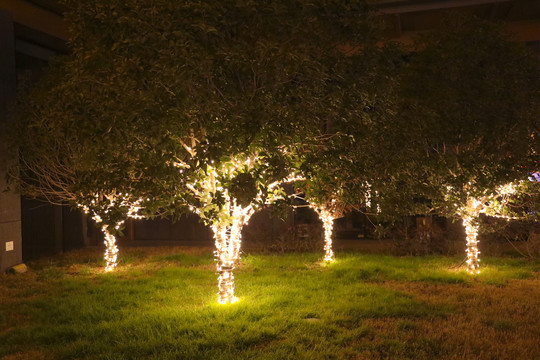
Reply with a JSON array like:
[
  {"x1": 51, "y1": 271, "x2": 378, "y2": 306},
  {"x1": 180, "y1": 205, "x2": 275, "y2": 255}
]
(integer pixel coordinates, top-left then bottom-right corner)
[
  {"x1": 185, "y1": 156, "x2": 303, "y2": 304},
  {"x1": 320, "y1": 208, "x2": 335, "y2": 262},
  {"x1": 78, "y1": 194, "x2": 145, "y2": 271},
  {"x1": 310, "y1": 204, "x2": 337, "y2": 262},
  {"x1": 211, "y1": 205, "x2": 252, "y2": 304},
  {"x1": 186, "y1": 157, "x2": 257, "y2": 304},
  {"x1": 496, "y1": 182, "x2": 517, "y2": 196},
  {"x1": 458, "y1": 181, "x2": 523, "y2": 274},
  {"x1": 102, "y1": 225, "x2": 119, "y2": 272},
  {"x1": 459, "y1": 196, "x2": 484, "y2": 274},
  {"x1": 462, "y1": 213, "x2": 480, "y2": 274}
]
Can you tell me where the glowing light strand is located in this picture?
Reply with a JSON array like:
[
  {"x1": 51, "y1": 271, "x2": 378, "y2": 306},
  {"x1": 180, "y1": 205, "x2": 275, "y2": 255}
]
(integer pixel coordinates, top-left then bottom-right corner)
[
  {"x1": 309, "y1": 198, "x2": 344, "y2": 263},
  {"x1": 79, "y1": 194, "x2": 144, "y2": 271},
  {"x1": 459, "y1": 196, "x2": 487, "y2": 274},
  {"x1": 102, "y1": 225, "x2": 119, "y2": 272},
  {"x1": 187, "y1": 158, "x2": 256, "y2": 304},
  {"x1": 314, "y1": 206, "x2": 335, "y2": 262},
  {"x1": 211, "y1": 203, "x2": 255, "y2": 304},
  {"x1": 458, "y1": 182, "x2": 520, "y2": 274},
  {"x1": 462, "y1": 212, "x2": 480, "y2": 274},
  {"x1": 187, "y1": 155, "x2": 303, "y2": 304}
]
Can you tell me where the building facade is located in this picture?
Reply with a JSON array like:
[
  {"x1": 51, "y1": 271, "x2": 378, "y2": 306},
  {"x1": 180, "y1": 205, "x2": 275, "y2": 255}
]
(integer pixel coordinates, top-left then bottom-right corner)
[{"x1": 0, "y1": 0, "x2": 68, "y2": 271}]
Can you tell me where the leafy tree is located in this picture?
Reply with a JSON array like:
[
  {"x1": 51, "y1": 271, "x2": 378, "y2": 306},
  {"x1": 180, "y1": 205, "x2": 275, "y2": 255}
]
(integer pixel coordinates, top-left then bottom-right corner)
[
  {"x1": 385, "y1": 14, "x2": 540, "y2": 272},
  {"x1": 151, "y1": 0, "x2": 384, "y2": 302},
  {"x1": 296, "y1": 42, "x2": 402, "y2": 261}
]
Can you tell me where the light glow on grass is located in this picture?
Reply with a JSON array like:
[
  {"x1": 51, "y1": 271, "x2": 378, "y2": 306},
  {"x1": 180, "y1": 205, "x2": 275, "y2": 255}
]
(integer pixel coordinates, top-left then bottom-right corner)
[
  {"x1": 2, "y1": 249, "x2": 538, "y2": 360},
  {"x1": 218, "y1": 296, "x2": 240, "y2": 305}
]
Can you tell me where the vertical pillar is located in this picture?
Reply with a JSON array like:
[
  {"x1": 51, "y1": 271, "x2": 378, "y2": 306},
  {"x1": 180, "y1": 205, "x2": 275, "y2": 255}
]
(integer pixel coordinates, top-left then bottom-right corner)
[{"x1": 0, "y1": 9, "x2": 22, "y2": 272}]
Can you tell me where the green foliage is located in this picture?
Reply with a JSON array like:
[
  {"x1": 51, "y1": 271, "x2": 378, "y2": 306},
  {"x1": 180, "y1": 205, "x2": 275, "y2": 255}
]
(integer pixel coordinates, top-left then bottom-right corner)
[
  {"x1": 366, "y1": 14, "x2": 540, "y2": 221},
  {"x1": 296, "y1": 42, "x2": 402, "y2": 215},
  {"x1": 6, "y1": 0, "x2": 387, "y2": 228},
  {"x1": 399, "y1": 14, "x2": 540, "y2": 215},
  {"x1": 8, "y1": 3, "x2": 540, "y2": 233}
]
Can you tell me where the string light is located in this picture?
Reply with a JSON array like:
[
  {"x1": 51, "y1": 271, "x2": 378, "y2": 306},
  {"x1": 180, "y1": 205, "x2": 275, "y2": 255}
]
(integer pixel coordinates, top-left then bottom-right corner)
[
  {"x1": 459, "y1": 195, "x2": 488, "y2": 274},
  {"x1": 462, "y1": 212, "x2": 480, "y2": 274},
  {"x1": 364, "y1": 184, "x2": 380, "y2": 214},
  {"x1": 458, "y1": 181, "x2": 522, "y2": 274},
  {"x1": 211, "y1": 203, "x2": 254, "y2": 304},
  {"x1": 308, "y1": 197, "x2": 345, "y2": 263},
  {"x1": 365, "y1": 183, "x2": 372, "y2": 208},
  {"x1": 102, "y1": 225, "x2": 119, "y2": 272},
  {"x1": 311, "y1": 205, "x2": 335, "y2": 262},
  {"x1": 186, "y1": 156, "x2": 260, "y2": 304},
  {"x1": 185, "y1": 153, "x2": 305, "y2": 304},
  {"x1": 79, "y1": 194, "x2": 144, "y2": 271}
]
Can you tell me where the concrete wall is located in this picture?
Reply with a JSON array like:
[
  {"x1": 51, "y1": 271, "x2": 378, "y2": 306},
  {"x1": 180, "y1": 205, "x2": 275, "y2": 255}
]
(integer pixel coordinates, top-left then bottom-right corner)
[{"x1": 0, "y1": 9, "x2": 22, "y2": 272}]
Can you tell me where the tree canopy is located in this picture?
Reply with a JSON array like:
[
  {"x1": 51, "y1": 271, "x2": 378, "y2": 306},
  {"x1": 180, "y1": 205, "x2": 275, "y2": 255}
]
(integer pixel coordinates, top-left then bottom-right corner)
[
  {"x1": 6, "y1": 0, "x2": 393, "y2": 299},
  {"x1": 8, "y1": 0, "x2": 383, "y2": 223},
  {"x1": 367, "y1": 14, "x2": 540, "y2": 220}
]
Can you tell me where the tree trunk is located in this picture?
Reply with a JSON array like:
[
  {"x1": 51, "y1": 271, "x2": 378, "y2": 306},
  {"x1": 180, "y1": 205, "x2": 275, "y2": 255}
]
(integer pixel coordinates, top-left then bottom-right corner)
[
  {"x1": 313, "y1": 206, "x2": 335, "y2": 262},
  {"x1": 461, "y1": 197, "x2": 484, "y2": 274},
  {"x1": 101, "y1": 224, "x2": 120, "y2": 272},
  {"x1": 320, "y1": 208, "x2": 335, "y2": 262},
  {"x1": 211, "y1": 204, "x2": 254, "y2": 304},
  {"x1": 462, "y1": 214, "x2": 480, "y2": 273},
  {"x1": 212, "y1": 223, "x2": 240, "y2": 304}
]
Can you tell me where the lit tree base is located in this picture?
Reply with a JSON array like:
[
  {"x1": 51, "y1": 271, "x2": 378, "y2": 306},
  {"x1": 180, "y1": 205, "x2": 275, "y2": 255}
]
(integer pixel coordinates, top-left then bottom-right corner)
[
  {"x1": 218, "y1": 267, "x2": 238, "y2": 304},
  {"x1": 102, "y1": 226, "x2": 119, "y2": 272},
  {"x1": 79, "y1": 196, "x2": 144, "y2": 273},
  {"x1": 314, "y1": 206, "x2": 335, "y2": 263},
  {"x1": 461, "y1": 198, "x2": 483, "y2": 274},
  {"x1": 211, "y1": 207, "x2": 253, "y2": 304},
  {"x1": 323, "y1": 245, "x2": 334, "y2": 263}
]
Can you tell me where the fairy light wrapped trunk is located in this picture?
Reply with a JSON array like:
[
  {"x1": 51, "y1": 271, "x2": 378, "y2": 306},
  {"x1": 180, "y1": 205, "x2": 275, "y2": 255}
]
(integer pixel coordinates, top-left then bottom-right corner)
[
  {"x1": 458, "y1": 183, "x2": 519, "y2": 274},
  {"x1": 80, "y1": 194, "x2": 144, "y2": 272},
  {"x1": 310, "y1": 199, "x2": 345, "y2": 263},
  {"x1": 211, "y1": 203, "x2": 255, "y2": 304},
  {"x1": 186, "y1": 154, "x2": 303, "y2": 304},
  {"x1": 460, "y1": 197, "x2": 485, "y2": 274},
  {"x1": 101, "y1": 225, "x2": 120, "y2": 272},
  {"x1": 186, "y1": 158, "x2": 257, "y2": 304},
  {"x1": 312, "y1": 206, "x2": 336, "y2": 262}
]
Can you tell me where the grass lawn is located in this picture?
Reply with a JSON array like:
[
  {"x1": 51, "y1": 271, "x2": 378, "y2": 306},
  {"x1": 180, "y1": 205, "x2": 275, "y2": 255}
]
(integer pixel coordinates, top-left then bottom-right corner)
[{"x1": 1, "y1": 247, "x2": 539, "y2": 360}]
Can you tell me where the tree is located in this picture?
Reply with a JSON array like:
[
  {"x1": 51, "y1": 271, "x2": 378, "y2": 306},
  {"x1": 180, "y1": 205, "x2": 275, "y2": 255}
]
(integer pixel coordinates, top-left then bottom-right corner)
[
  {"x1": 296, "y1": 42, "x2": 402, "y2": 262},
  {"x1": 183, "y1": 151, "x2": 303, "y2": 303},
  {"x1": 148, "y1": 0, "x2": 384, "y2": 302},
  {"x1": 389, "y1": 14, "x2": 540, "y2": 272},
  {"x1": 8, "y1": 60, "x2": 186, "y2": 271}
]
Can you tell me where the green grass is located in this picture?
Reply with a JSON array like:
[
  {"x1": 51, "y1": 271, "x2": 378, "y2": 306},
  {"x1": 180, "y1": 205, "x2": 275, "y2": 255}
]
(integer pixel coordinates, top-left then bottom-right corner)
[{"x1": 1, "y1": 248, "x2": 539, "y2": 360}]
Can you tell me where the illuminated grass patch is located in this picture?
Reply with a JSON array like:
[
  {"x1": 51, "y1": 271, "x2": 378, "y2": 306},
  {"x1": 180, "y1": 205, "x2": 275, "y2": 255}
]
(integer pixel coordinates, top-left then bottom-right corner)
[{"x1": 1, "y1": 248, "x2": 539, "y2": 360}]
